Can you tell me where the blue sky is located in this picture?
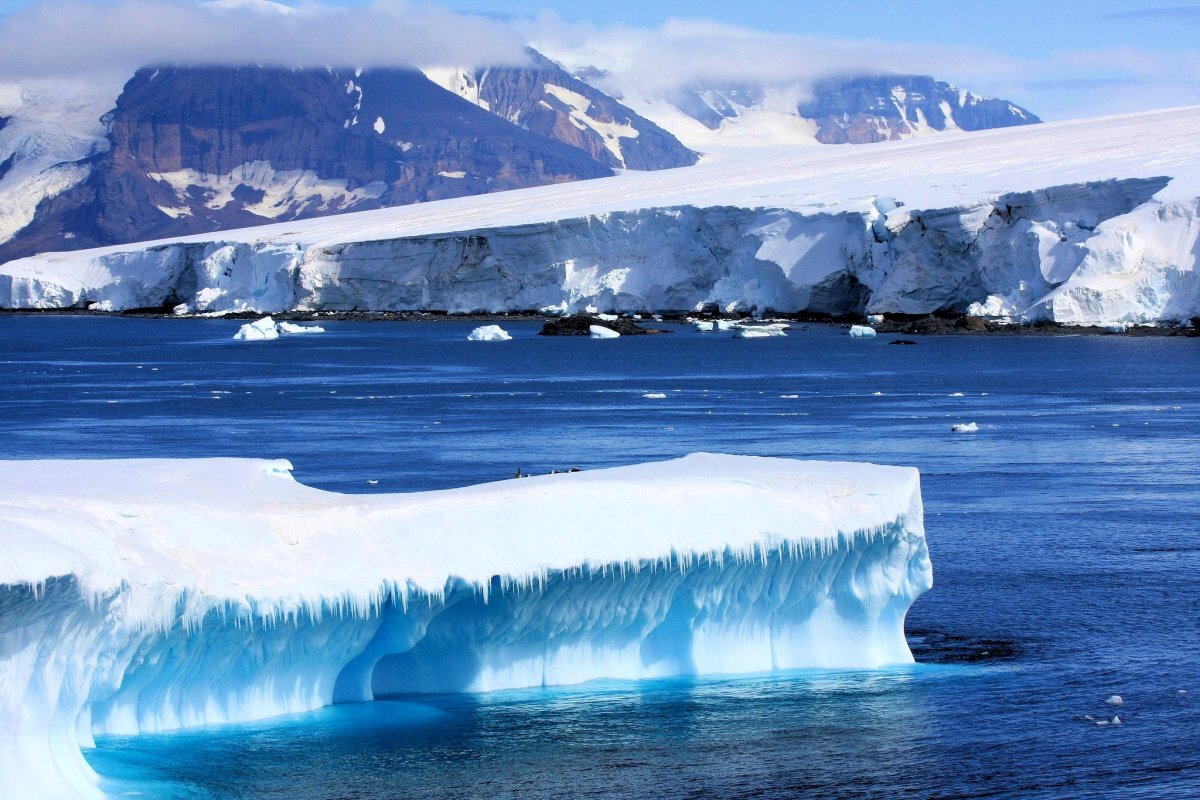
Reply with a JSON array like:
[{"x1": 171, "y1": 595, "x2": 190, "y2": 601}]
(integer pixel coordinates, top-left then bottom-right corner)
[{"x1": 0, "y1": 0, "x2": 1197, "y2": 120}]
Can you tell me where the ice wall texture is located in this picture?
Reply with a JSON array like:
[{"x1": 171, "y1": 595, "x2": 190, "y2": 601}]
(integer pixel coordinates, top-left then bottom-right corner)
[
  {"x1": 5, "y1": 107, "x2": 1200, "y2": 325},
  {"x1": 0, "y1": 454, "x2": 930, "y2": 800}
]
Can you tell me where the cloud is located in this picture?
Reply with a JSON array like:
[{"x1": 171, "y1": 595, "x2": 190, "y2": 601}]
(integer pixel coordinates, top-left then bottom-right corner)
[
  {"x1": 521, "y1": 14, "x2": 1033, "y2": 102},
  {"x1": 0, "y1": 0, "x2": 530, "y2": 80},
  {"x1": 1106, "y1": 5, "x2": 1200, "y2": 22}
]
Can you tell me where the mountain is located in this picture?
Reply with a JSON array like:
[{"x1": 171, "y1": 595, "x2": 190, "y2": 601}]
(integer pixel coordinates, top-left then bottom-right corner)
[
  {"x1": 423, "y1": 49, "x2": 697, "y2": 171},
  {"x1": 0, "y1": 66, "x2": 623, "y2": 262},
  {"x1": 0, "y1": 56, "x2": 697, "y2": 264},
  {"x1": 3, "y1": 106, "x2": 1193, "y2": 327},
  {"x1": 586, "y1": 73, "x2": 1039, "y2": 150}
]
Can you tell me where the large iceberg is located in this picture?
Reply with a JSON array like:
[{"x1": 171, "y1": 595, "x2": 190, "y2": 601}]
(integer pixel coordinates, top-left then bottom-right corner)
[
  {"x1": 0, "y1": 454, "x2": 930, "y2": 799},
  {"x1": 1, "y1": 107, "x2": 1199, "y2": 325}
]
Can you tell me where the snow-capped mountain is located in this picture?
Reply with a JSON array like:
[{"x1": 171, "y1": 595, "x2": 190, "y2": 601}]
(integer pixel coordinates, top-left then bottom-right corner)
[
  {"x1": 579, "y1": 73, "x2": 1039, "y2": 150},
  {"x1": 5, "y1": 106, "x2": 1197, "y2": 326},
  {"x1": 0, "y1": 56, "x2": 696, "y2": 263},
  {"x1": 423, "y1": 49, "x2": 697, "y2": 171}
]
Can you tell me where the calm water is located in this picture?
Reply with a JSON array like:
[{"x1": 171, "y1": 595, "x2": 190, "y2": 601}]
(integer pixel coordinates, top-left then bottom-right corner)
[{"x1": 3, "y1": 316, "x2": 1199, "y2": 799}]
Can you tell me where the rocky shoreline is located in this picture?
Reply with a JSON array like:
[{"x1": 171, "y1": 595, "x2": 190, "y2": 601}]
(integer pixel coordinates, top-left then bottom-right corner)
[{"x1": 1, "y1": 307, "x2": 1197, "y2": 336}]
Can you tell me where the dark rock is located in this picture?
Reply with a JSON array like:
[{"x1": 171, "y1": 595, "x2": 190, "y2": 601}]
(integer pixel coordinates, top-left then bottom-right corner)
[
  {"x1": 538, "y1": 315, "x2": 670, "y2": 336},
  {"x1": 798, "y1": 74, "x2": 1039, "y2": 145},
  {"x1": 888, "y1": 339, "x2": 917, "y2": 345}
]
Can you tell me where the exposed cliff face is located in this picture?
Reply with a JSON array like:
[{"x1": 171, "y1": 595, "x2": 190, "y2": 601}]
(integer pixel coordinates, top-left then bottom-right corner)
[
  {"x1": 0, "y1": 66, "x2": 614, "y2": 263},
  {"x1": 424, "y1": 50, "x2": 698, "y2": 171}
]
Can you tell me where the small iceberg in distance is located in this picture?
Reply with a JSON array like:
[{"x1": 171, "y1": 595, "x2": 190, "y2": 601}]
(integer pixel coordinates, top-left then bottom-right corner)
[
  {"x1": 849, "y1": 325, "x2": 877, "y2": 338},
  {"x1": 468, "y1": 325, "x2": 512, "y2": 342},
  {"x1": 590, "y1": 325, "x2": 620, "y2": 339},
  {"x1": 233, "y1": 316, "x2": 280, "y2": 341},
  {"x1": 278, "y1": 321, "x2": 326, "y2": 335},
  {"x1": 951, "y1": 422, "x2": 980, "y2": 433},
  {"x1": 734, "y1": 326, "x2": 786, "y2": 338}
]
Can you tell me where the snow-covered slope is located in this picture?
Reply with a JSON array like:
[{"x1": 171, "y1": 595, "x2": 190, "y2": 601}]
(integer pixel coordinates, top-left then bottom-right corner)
[
  {"x1": 3, "y1": 107, "x2": 1200, "y2": 325},
  {"x1": 0, "y1": 453, "x2": 930, "y2": 800}
]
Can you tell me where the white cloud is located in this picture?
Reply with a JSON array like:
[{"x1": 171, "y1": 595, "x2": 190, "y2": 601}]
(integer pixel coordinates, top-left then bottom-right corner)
[{"x1": 0, "y1": 0, "x2": 530, "y2": 81}]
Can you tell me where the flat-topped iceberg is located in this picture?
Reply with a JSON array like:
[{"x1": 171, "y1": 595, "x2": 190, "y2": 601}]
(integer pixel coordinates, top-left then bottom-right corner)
[{"x1": 0, "y1": 454, "x2": 931, "y2": 800}]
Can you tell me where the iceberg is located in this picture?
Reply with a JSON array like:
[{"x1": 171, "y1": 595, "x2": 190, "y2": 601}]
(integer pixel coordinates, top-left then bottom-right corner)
[
  {"x1": 589, "y1": 324, "x2": 620, "y2": 338},
  {"x1": 233, "y1": 315, "x2": 280, "y2": 340},
  {"x1": 277, "y1": 321, "x2": 326, "y2": 334},
  {"x1": 848, "y1": 325, "x2": 877, "y2": 338},
  {"x1": 733, "y1": 326, "x2": 786, "y2": 338},
  {"x1": 0, "y1": 454, "x2": 930, "y2": 800},
  {"x1": 951, "y1": 422, "x2": 979, "y2": 433},
  {"x1": 467, "y1": 324, "x2": 513, "y2": 341}
]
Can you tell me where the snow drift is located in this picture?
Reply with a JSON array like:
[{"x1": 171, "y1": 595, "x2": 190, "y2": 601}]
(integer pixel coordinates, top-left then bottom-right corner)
[
  {"x1": 0, "y1": 453, "x2": 929, "y2": 800},
  {"x1": 2, "y1": 107, "x2": 1200, "y2": 325}
]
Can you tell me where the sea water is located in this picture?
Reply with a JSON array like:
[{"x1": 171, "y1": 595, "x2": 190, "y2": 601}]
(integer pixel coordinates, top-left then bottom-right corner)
[{"x1": 2, "y1": 316, "x2": 1198, "y2": 798}]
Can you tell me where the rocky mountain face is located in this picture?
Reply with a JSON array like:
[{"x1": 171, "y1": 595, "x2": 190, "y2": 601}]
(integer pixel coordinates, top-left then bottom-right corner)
[
  {"x1": 657, "y1": 74, "x2": 1039, "y2": 146},
  {"x1": 0, "y1": 66, "x2": 625, "y2": 263},
  {"x1": 424, "y1": 50, "x2": 697, "y2": 171}
]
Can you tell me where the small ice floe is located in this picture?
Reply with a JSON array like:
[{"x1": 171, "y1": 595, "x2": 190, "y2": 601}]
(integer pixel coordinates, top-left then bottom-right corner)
[
  {"x1": 278, "y1": 321, "x2": 326, "y2": 334},
  {"x1": 1179, "y1": 690, "x2": 1189, "y2": 695},
  {"x1": 233, "y1": 317, "x2": 280, "y2": 341},
  {"x1": 1105, "y1": 695, "x2": 1123, "y2": 706},
  {"x1": 733, "y1": 326, "x2": 785, "y2": 338},
  {"x1": 589, "y1": 325, "x2": 620, "y2": 339},
  {"x1": 694, "y1": 320, "x2": 716, "y2": 332},
  {"x1": 716, "y1": 320, "x2": 741, "y2": 331},
  {"x1": 849, "y1": 325, "x2": 877, "y2": 338},
  {"x1": 951, "y1": 422, "x2": 980, "y2": 433},
  {"x1": 867, "y1": 314, "x2": 884, "y2": 325},
  {"x1": 872, "y1": 391, "x2": 884, "y2": 396},
  {"x1": 467, "y1": 325, "x2": 512, "y2": 342},
  {"x1": 780, "y1": 394, "x2": 800, "y2": 399},
  {"x1": 949, "y1": 392, "x2": 965, "y2": 397},
  {"x1": 596, "y1": 313, "x2": 619, "y2": 322},
  {"x1": 367, "y1": 479, "x2": 379, "y2": 485},
  {"x1": 643, "y1": 392, "x2": 667, "y2": 399}
]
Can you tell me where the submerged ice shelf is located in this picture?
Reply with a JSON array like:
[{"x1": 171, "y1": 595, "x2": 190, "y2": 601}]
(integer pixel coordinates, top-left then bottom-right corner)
[{"x1": 0, "y1": 454, "x2": 931, "y2": 799}]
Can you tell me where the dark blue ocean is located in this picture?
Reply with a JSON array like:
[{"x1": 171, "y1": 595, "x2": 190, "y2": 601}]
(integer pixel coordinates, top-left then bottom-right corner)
[{"x1": 2, "y1": 316, "x2": 1199, "y2": 799}]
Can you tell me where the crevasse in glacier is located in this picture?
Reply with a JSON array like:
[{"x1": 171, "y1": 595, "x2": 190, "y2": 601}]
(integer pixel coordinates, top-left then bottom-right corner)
[{"x1": 0, "y1": 454, "x2": 932, "y2": 799}]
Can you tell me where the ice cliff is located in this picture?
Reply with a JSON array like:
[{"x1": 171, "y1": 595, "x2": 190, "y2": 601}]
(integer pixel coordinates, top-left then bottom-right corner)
[
  {"x1": 0, "y1": 454, "x2": 929, "y2": 799},
  {"x1": 3, "y1": 107, "x2": 1199, "y2": 325}
]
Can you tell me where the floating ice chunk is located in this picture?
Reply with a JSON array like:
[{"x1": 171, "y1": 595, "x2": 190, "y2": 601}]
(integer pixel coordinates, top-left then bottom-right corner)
[
  {"x1": 233, "y1": 316, "x2": 280, "y2": 341},
  {"x1": 867, "y1": 314, "x2": 884, "y2": 325},
  {"x1": 367, "y1": 480, "x2": 378, "y2": 485},
  {"x1": 87, "y1": 300, "x2": 114, "y2": 312},
  {"x1": 780, "y1": 394, "x2": 800, "y2": 399},
  {"x1": 467, "y1": 325, "x2": 512, "y2": 342},
  {"x1": 949, "y1": 392, "x2": 965, "y2": 397},
  {"x1": 951, "y1": 422, "x2": 979, "y2": 433},
  {"x1": 849, "y1": 325, "x2": 877, "y2": 338},
  {"x1": 373, "y1": 116, "x2": 386, "y2": 135},
  {"x1": 589, "y1": 325, "x2": 620, "y2": 339},
  {"x1": 694, "y1": 320, "x2": 716, "y2": 332},
  {"x1": 596, "y1": 313, "x2": 619, "y2": 322},
  {"x1": 716, "y1": 320, "x2": 741, "y2": 331},
  {"x1": 733, "y1": 326, "x2": 786, "y2": 338},
  {"x1": 643, "y1": 392, "x2": 667, "y2": 399},
  {"x1": 1111, "y1": 716, "x2": 1122, "y2": 725},
  {"x1": 1105, "y1": 695, "x2": 1123, "y2": 706},
  {"x1": 172, "y1": 303, "x2": 190, "y2": 316},
  {"x1": 278, "y1": 321, "x2": 326, "y2": 335}
]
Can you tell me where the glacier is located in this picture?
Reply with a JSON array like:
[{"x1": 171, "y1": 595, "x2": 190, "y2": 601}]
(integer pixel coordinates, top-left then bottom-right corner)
[
  {"x1": 5, "y1": 107, "x2": 1198, "y2": 325},
  {"x1": 0, "y1": 453, "x2": 930, "y2": 800}
]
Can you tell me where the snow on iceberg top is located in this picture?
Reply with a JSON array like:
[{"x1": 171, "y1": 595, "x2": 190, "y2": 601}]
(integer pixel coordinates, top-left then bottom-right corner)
[
  {"x1": 9, "y1": 106, "x2": 1200, "y2": 268},
  {"x1": 0, "y1": 454, "x2": 922, "y2": 615}
]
